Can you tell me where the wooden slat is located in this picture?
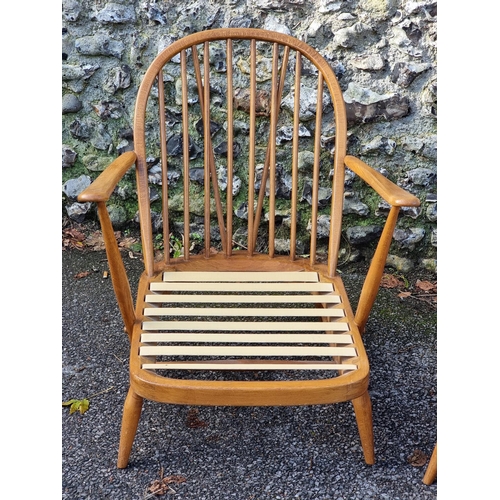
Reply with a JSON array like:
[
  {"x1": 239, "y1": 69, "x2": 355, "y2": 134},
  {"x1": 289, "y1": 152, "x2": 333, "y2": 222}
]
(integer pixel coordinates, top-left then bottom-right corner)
[
  {"x1": 142, "y1": 361, "x2": 357, "y2": 371},
  {"x1": 140, "y1": 345, "x2": 356, "y2": 356},
  {"x1": 143, "y1": 307, "x2": 345, "y2": 317},
  {"x1": 142, "y1": 320, "x2": 349, "y2": 332},
  {"x1": 145, "y1": 294, "x2": 341, "y2": 304},
  {"x1": 150, "y1": 282, "x2": 334, "y2": 292},
  {"x1": 162, "y1": 271, "x2": 319, "y2": 282},
  {"x1": 141, "y1": 333, "x2": 354, "y2": 343}
]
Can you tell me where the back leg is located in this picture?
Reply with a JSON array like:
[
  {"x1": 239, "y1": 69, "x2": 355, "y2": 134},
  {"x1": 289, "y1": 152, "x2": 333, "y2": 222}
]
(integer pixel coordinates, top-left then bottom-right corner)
[
  {"x1": 117, "y1": 387, "x2": 143, "y2": 468},
  {"x1": 351, "y1": 391, "x2": 375, "y2": 465}
]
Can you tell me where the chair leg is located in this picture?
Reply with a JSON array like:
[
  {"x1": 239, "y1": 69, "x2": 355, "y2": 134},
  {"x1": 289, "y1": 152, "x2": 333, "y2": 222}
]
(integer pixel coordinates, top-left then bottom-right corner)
[
  {"x1": 351, "y1": 391, "x2": 375, "y2": 465},
  {"x1": 422, "y1": 443, "x2": 437, "y2": 485},
  {"x1": 117, "y1": 387, "x2": 143, "y2": 468}
]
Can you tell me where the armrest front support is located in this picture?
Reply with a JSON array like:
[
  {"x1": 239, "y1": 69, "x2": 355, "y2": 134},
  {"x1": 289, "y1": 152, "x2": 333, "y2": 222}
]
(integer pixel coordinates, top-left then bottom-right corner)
[
  {"x1": 344, "y1": 155, "x2": 421, "y2": 334},
  {"x1": 78, "y1": 151, "x2": 138, "y2": 340}
]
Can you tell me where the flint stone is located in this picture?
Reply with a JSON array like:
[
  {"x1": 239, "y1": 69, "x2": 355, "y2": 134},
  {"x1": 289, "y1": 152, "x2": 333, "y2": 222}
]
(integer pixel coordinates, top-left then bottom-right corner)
[
  {"x1": 346, "y1": 96, "x2": 410, "y2": 125},
  {"x1": 401, "y1": 135, "x2": 436, "y2": 160},
  {"x1": 276, "y1": 125, "x2": 311, "y2": 145},
  {"x1": 144, "y1": 4, "x2": 167, "y2": 25},
  {"x1": 392, "y1": 227, "x2": 425, "y2": 250},
  {"x1": 385, "y1": 254, "x2": 414, "y2": 273},
  {"x1": 166, "y1": 134, "x2": 202, "y2": 159},
  {"x1": 420, "y1": 258, "x2": 437, "y2": 272},
  {"x1": 343, "y1": 197, "x2": 369, "y2": 216},
  {"x1": 360, "y1": 136, "x2": 396, "y2": 155},
  {"x1": 431, "y1": 228, "x2": 437, "y2": 247},
  {"x1": 75, "y1": 33, "x2": 124, "y2": 58},
  {"x1": 91, "y1": 124, "x2": 113, "y2": 151},
  {"x1": 407, "y1": 167, "x2": 435, "y2": 186},
  {"x1": 346, "y1": 225, "x2": 383, "y2": 245},
  {"x1": 62, "y1": 145, "x2": 77, "y2": 168},
  {"x1": 351, "y1": 54, "x2": 385, "y2": 71},
  {"x1": 390, "y1": 26, "x2": 423, "y2": 58},
  {"x1": 95, "y1": 3, "x2": 136, "y2": 24},
  {"x1": 332, "y1": 22, "x2": 373, "y2": 49},
  {"x1": 359, "y1": 0, "x2": 398, "y2": 19},
  {"x1": 426, "y1": 202, "x2": 437, "y2": 222},
  {"x1": 62, "y1": 94, "x2": 83, "y2": 114},
  {"x1": 307, "y1": 214, "x2": 331, "y2": 239},
  {"x1": 391, "y1": 62, "x2": 431, "y2": 87},
  {"x1": 62, "y1": 64, "x2": 100, "y2": 81},
  {"x1": 319, "y1": 1, "x2": 342, "y2": 14},
  {"x1": 104, "y1": 65, "x2": 131, "y2": 93},
  {"x1": 63, "y1": 174, "x2": 91, "y2": 199},
  {"x1": 69, "y1": 119, "x2": 91, "y2": 140},
  {"x1": 62, "y1": 0, "x2": 81, "y2": 22},
  {"x1": 301, "y1": 183, "x2": 332, "y2": 207},
  {"x1": 93, "y1": 100, "x2": 123, "y2": 119},
  {"x1": 282, "y1": 86, "x2": 331, "y2": 121},
  {"x1": 107, "y1": 205, "x2": 128, "y2": 228},
  {"x1": 66, "y1": 202, "x2": 92, "y2": 222}
]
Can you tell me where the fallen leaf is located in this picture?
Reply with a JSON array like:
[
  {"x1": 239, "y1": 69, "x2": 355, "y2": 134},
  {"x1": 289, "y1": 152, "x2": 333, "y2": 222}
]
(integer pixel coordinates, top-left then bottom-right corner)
[
  {"x1": 186, "y1": 408, "x2": 208, "y2": 428},
  {"x1": 380, "y1": 274, "x2": 403, "y2": 288},
  {"x1": 398, "y1": 291, "x2": 412, "y2": 299},
  {"x1": 62, "y1": 398, "x2": 90, "y2": 415},
  {"x1": 74, "y1": 271, "x2": 91, "y2": 279},
  {"x1": 416, "y1": 280, "x2": 437, "y2": 292},
  {"x1": 148, "y1": 475, "x2": 186, "y2": 495},
  {"x1": 407, "y1": 449, "x2": 428, "y2": 467}
]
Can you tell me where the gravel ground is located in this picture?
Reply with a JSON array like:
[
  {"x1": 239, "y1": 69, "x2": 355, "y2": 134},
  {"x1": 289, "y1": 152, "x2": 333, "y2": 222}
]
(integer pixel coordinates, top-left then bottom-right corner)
[{"x1": 62, "y1": 248, "x2": 437, "y2": 499}]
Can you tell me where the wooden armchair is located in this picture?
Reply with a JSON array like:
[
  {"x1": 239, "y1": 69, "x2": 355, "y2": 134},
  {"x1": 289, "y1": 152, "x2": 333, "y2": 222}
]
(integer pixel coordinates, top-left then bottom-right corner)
[{"x1": 77, "y1": 28, "x2": 420, "y2": 468}]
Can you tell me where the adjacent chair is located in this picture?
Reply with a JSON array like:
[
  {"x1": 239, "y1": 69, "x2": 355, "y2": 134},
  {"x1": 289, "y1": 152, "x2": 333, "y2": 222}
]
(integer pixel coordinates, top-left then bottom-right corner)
[{"x1": 77, "y1": 28, "x2": 420, "y2": 468}]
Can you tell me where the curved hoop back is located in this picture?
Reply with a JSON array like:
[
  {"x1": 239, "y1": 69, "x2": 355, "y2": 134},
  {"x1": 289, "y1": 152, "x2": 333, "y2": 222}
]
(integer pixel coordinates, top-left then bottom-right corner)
[{"x1": 133, "y1": 28, "x2": 347, "y2": 277}]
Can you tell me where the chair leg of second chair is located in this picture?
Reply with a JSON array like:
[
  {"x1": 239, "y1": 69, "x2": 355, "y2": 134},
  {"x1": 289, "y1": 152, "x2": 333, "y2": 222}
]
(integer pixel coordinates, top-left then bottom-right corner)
[{"x1": 422, "y1": 443, "x2": 437, "y2": 485}]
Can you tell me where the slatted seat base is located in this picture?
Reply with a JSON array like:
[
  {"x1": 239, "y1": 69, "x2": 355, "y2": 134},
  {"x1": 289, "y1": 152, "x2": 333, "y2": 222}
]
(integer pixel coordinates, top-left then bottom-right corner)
[{"x1": 138, "y1": 270, "x2": 362, "y2": 381}]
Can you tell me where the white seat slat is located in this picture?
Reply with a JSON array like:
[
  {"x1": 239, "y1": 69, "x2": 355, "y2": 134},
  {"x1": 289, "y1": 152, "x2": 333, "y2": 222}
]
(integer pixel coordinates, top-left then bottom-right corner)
[
  {"x1": 162, "y1": 271, "x2": 319, "y2": 282},
  {"x1": 145, "y1": 294, "x2": 341, "y2": 304},
  {"x1": 143, "y1": 307, "x2": 345, "y2": 318},
  {"x1": 140, "y1": 333, "x2": 354, "y2": 344},
  {"x1": 150, "y1": 282, "x2": 334, "y2": 292},
  {"x1": 140, "y1": 345, "x2": 357, "y2": 357},
  {"x1": 142, "y1": 361, "x2": 357, "y2": 371},
  {"x1": 142, "y1": 320, "x2": 350, "y2": 332}
]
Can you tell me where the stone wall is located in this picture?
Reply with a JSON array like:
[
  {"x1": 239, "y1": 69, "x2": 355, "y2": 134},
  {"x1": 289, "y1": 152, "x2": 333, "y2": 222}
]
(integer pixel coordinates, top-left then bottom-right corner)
[{"x1": 62, "y1": 0, "x2": 437, "y2": 272}]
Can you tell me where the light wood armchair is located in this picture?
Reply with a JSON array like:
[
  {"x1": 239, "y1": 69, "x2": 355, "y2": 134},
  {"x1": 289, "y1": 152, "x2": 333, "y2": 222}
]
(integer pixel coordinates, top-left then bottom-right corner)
[{"x1": 78, "y1": 28, "x2": 420, "y2": 468}]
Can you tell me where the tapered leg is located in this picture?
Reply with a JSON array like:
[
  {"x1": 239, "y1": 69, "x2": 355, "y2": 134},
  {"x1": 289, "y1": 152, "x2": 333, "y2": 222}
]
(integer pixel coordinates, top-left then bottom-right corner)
[
  {"x1": 117, "y1": 387, "x2": 143, "y2": 468},
  {"x1": 422, "y1": 444, "x2": 437, "y2": 485},
  {"x1": 352, "y1": 391, "x2": 375, "y2": 465}
]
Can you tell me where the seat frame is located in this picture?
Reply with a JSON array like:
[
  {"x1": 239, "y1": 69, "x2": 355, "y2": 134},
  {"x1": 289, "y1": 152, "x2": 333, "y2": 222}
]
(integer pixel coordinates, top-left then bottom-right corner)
[{"x1": 78, "y1": 28, "x2": 420, "y2": 468}]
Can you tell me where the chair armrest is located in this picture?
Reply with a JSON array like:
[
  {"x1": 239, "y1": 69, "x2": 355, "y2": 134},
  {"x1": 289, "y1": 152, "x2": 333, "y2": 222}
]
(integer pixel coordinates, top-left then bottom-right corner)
[
  {"x1": 76, "y1": 150, "x2": 137, "y2": 340},
  {"x1": 78, "y1": 151, "x2": 137, "y2": 203},
  {"x1": 344, "y1": 155, "x2": 420, "y2": 207},
  {"x1": 344, "y1": 155, "x2": 420, "y2": 333}
]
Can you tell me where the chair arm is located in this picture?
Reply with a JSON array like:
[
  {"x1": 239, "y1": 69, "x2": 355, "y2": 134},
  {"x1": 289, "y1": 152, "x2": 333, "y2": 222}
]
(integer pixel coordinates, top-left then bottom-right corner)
[
  {"x1": 344, "y1": 155, "x2": 420, "y2": 207},
  {"x1": 344, "y1": 155, "x2": 421, "y2": 334},
  {"x1": 76, "y1": 150, "x2": 137, "y2": 340},
  {"x1": 78, "y1": 151, "x2": 137, "y2": 203}
]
